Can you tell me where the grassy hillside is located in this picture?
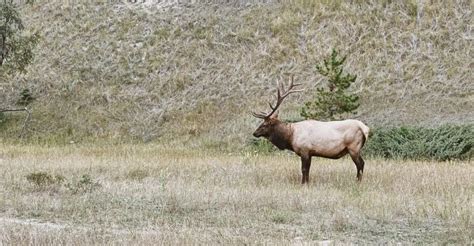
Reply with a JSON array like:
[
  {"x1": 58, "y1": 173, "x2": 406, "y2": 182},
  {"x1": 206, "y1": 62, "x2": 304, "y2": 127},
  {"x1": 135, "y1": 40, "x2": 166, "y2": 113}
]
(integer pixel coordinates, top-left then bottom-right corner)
[{"x1": 1, "y1": 0, "x2": 472, "y2": 145}]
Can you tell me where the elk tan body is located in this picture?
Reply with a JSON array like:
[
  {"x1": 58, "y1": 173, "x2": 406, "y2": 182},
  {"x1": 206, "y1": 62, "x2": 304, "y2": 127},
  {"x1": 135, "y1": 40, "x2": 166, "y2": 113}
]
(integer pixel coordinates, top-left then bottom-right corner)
[
  {"x1": 291, "y1": 119, "x2": 369, "y2": 159},
  {"x1": 252, "y1": 77, "x2": 369, "y2": 184}
]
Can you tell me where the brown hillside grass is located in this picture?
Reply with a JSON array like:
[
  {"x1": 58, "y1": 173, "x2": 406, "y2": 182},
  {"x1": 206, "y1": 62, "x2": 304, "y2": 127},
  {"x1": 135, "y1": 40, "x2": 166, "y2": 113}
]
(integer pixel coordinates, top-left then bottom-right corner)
[
  {"x1": 0, "y1": 144, "x2": 472, "y2": 244},
  {"x1": 1, "y1": 0, "x2": 472, "y2": 144}
]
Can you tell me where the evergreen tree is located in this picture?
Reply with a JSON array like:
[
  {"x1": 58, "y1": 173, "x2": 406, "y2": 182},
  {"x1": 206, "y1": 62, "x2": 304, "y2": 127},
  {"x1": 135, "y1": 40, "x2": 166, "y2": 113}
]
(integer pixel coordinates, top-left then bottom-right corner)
[
  {"x1": 1, "y1": 0, "x2": 37, "y2": 136},
  {"x1": 301, "y1": 49, "x2": 359, "y2": 120},
  {"x1": 0, "y1": 0, "x2": 39, "y2": 75}
]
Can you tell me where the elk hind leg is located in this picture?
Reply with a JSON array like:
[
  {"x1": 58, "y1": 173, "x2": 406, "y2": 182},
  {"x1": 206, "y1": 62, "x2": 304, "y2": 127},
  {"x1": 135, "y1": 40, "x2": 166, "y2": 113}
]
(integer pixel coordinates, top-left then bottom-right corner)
[{"x1": 349, "y1": 151, "x2": 365, "y2": 181}]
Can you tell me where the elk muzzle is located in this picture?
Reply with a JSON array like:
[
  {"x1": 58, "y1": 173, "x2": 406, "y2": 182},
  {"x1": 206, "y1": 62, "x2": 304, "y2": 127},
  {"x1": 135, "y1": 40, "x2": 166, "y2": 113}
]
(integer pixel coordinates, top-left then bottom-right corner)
[
  {"x1": 253, "y1": 126, "x2": 267, "y2": 138},
  {"x1": 253, "y1": 130, "x2": 262, "y2": 138}
]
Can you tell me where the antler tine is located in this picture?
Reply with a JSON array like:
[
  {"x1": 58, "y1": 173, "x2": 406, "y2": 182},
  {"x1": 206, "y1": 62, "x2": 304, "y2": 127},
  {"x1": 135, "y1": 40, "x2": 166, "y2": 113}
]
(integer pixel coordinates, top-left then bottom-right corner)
[
  {"x1": 279, "y1": 80, "x2": 285, "y2": 96},
  {"x1": 253, "y1": 75, "x2": 304, "y2": 119},
  {"x1": 275, "y1": 80, "x2": 282, "y2": 99},
  {"x1": 279, "y1": 76, "x2": 304, "y2": 98},
  {"x1": 252, "y1": 111, "x2": 268, "y2": 119},
  {"x1": 269, "y1": 80, "x2": 284, "y2": 111},
  {"x1": 289, "y1": 76, "x2": 303, "y2": 87},
  {"x1": 269, "y1": 102, "x2": 275, "y2": 110}
]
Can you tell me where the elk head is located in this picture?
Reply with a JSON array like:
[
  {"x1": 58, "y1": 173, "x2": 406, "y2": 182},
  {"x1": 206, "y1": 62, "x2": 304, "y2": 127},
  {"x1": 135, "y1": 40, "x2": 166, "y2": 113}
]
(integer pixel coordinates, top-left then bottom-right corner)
[{"x1": 252, "y1": 76, "x2": 303, "y2": 138}]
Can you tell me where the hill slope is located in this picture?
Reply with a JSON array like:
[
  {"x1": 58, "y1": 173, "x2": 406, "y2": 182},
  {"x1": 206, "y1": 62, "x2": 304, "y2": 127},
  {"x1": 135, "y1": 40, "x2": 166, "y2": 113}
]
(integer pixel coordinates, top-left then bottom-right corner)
[{"x1": 1, "y1": 1, "x2": 472, "y2": 145}]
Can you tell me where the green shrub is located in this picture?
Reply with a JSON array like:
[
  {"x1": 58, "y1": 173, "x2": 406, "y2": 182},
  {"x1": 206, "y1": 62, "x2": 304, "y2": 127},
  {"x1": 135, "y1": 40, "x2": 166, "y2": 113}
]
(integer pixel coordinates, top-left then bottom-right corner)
[
  {"x1": 17, "y1": 88, "x2": 35, "y2": 106},
  {"x1": 364, "y1": 125, "x2": 473, "y2": 161}
]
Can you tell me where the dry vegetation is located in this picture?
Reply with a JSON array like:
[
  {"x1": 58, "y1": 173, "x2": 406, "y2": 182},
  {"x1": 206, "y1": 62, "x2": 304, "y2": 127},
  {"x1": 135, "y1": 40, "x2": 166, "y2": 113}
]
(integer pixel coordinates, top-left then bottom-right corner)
[
  {"x1": 1, "y1": 0, "x2": 472, "y2": 144},
  {"x1": 0, "y1": 144, "x2": 472, "y2": 244},
  {"x1": 1, "y1": 1, "x2": 472, "y2": 244}
]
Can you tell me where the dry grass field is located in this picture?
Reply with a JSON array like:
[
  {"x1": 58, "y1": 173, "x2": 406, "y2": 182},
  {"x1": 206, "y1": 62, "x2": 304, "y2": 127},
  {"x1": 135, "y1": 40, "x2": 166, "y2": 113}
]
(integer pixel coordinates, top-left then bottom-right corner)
[{"x1": 0, "y1": 144, "x2": 472, "y2": 244}]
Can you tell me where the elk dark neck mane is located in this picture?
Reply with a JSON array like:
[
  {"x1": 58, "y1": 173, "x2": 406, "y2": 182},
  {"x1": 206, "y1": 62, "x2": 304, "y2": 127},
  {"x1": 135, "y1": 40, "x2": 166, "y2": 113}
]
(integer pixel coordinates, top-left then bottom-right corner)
[{"x1": 268, "y1": 122, "x2": 294, "y2": 151}]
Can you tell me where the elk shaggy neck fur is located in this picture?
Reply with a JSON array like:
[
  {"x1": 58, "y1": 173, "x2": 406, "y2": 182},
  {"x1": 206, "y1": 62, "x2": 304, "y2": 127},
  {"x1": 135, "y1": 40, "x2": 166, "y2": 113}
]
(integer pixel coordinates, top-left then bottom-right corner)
[{"x1": 267, "y1": 122, "x2": 293, "y2": 151}]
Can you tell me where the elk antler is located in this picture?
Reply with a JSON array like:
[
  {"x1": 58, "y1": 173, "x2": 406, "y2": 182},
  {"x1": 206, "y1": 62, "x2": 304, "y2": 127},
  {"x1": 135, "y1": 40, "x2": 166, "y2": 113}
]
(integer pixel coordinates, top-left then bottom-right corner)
[{"x1": 252, "y1": 75, "x2": 304, "y2": 119}]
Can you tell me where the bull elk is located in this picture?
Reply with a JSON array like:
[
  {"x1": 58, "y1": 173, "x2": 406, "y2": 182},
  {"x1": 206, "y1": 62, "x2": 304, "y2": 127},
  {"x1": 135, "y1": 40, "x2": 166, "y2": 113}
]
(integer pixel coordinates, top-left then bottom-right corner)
[{"x1": 252, "y1": 76, "x2": 369, "y2": 184}]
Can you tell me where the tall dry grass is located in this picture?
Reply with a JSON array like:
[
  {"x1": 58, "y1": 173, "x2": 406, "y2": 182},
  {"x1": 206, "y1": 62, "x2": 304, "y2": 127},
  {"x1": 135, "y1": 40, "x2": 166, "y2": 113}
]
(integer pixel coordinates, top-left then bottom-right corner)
[{"x1": 0, "y1": 144, "x2": 472, "y2": 244}]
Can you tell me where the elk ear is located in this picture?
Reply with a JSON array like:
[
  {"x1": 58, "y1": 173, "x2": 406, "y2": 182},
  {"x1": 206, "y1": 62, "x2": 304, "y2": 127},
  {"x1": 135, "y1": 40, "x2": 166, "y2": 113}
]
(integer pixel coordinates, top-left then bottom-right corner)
[{"x1": 270, "y1": 111, "x2": 279, "y2": 119}]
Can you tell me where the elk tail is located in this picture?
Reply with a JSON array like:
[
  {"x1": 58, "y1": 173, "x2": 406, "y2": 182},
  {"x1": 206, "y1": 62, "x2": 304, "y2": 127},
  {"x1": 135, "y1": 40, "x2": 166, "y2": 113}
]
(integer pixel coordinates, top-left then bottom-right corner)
[{"x1": 358, "y1": 122, "x2": 370, "y2": 147}]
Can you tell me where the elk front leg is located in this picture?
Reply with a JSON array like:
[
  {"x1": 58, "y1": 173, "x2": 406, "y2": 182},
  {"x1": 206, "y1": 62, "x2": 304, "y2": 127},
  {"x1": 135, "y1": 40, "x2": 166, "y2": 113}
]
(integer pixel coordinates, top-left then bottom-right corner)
[{"x1": 301, "y1": 156, "x2": 312, "y2": 184}]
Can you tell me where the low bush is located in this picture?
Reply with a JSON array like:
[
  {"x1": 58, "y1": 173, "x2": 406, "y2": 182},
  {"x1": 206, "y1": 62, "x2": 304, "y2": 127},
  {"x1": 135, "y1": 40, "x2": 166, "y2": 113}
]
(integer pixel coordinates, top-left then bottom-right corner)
[
  {"x1": 66, "y1": 174, "x2": 101, "y2": 194},
  {"x1": 364, "y1": 125, "x2": 473, "y2": 161},
  {"x1": 26, "y1": 172, "x2": 65, "y2": 187},
  {"x1": 26, "y1": 172, "x2": 100, "y2": 193}
]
